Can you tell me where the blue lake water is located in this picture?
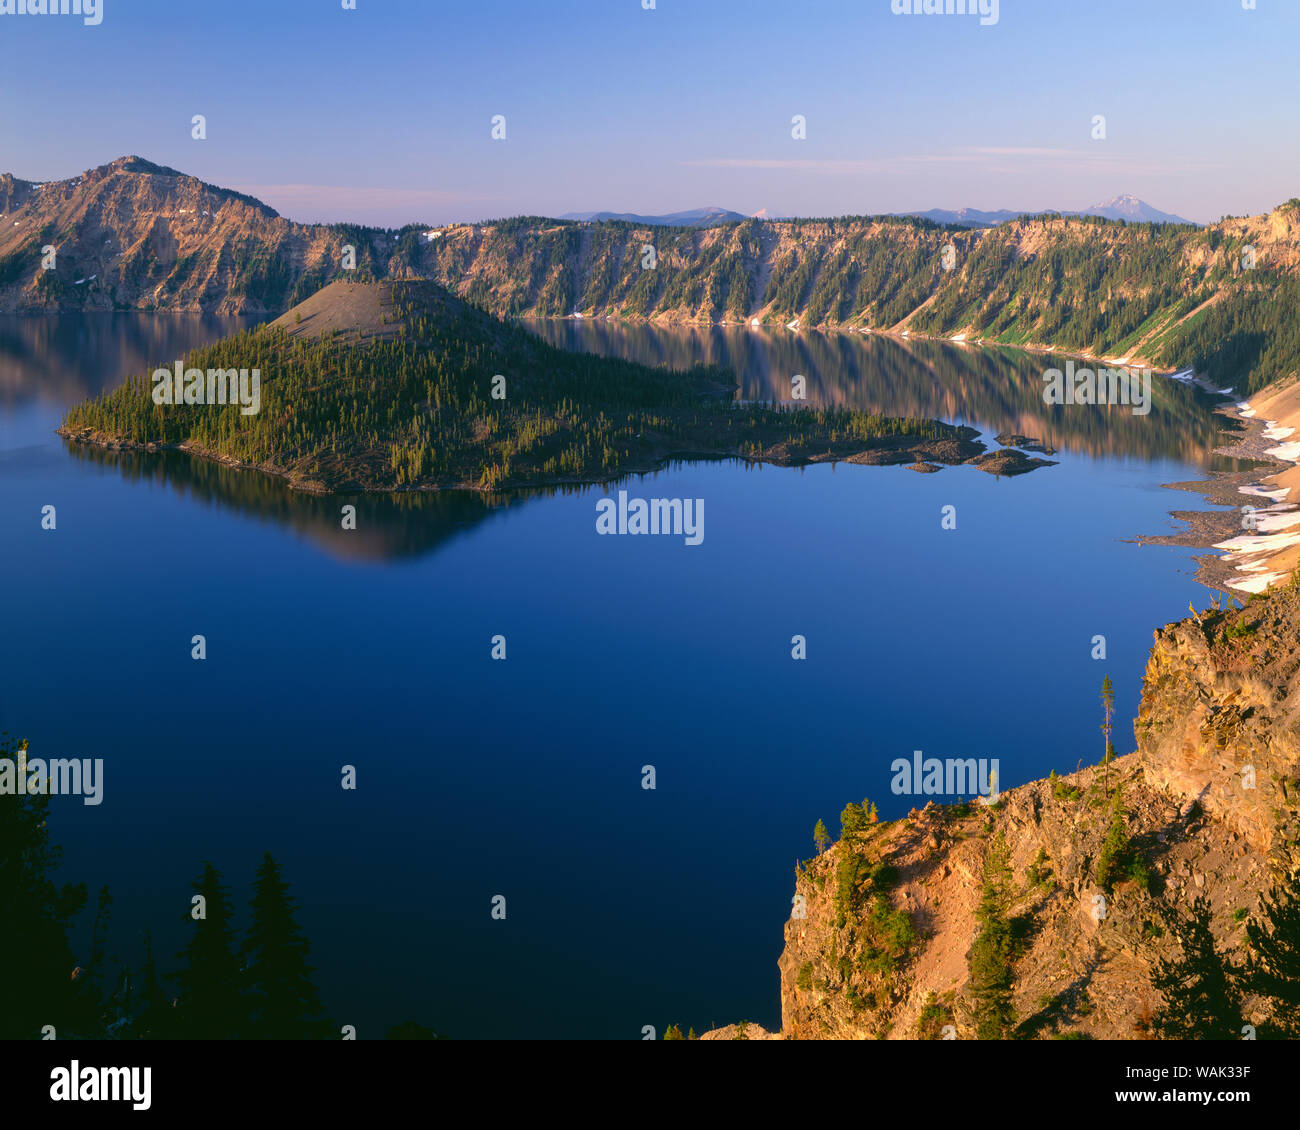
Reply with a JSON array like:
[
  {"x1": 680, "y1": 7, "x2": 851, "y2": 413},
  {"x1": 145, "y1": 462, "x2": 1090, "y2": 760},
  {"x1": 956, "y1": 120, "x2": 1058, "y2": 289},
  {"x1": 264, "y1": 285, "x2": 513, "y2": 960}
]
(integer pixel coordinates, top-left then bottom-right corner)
[{"x1": 0, "y1": 315, "x2": 1227, "y2": 1038}]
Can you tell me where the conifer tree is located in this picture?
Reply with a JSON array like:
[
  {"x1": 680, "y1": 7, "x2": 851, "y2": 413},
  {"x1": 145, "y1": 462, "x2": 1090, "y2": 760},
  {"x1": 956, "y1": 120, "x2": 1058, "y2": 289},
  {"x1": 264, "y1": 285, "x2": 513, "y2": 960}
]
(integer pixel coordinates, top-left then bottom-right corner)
[
  {"x1": 86, "y1": 885, "x2": 113, "y2": 1012},
  {"x1": 969, "y1": 836, "x2": 1017, "y2": 1039},
  {"x1": 138, "y1": 929, "x2": 175, "y2": 1038},
  {"x1": 813, "y1": 819, "x2": 830, "y2": 854},
  {"x1": 839, "y1": 799, "x2": 879, "y2": 842},
  {"x1": 174, "y1": 861, "x2": 244, "y2": 1038},
  {"x1": 1095, "y1": 793, "x2": 1130, "y2": 892},
  {"x1": 0, "y1": 735, "x2": 88, "y2": 1038},
  {"x1": 839, "y1": 802, "x2": 865, "y2": 840},
  {"x1": 1150, "y1": 895, "x2": 1242, "y2": 1040},
  {"x1": 242, "y1": 853, "x2": 325, "y2": 1039},
  {"x1": 1101, "y1": 675, "x2": 1115, "y2": 796}
]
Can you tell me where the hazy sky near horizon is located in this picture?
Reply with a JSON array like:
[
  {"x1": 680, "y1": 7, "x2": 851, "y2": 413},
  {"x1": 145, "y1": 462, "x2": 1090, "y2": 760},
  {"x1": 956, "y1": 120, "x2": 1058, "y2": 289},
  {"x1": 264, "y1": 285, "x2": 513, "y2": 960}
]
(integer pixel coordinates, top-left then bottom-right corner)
[{"x1": 2, "y1": 0, "x2": 1297, "y2": 227}]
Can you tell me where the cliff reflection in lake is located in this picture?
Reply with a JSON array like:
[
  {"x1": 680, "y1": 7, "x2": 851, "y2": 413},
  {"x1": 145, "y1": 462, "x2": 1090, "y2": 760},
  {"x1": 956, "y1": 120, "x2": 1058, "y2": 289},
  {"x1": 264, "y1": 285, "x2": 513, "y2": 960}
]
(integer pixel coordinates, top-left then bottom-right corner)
[
  {"x1": 0, "y1": 313, "x2": 260, "y2": 407},
  {"x1": 4, "y1": 314, "x2": 1234, "y2": 565},
  {"x1": 528, "y1": 320, "x2": 1226, "y2": 467}
]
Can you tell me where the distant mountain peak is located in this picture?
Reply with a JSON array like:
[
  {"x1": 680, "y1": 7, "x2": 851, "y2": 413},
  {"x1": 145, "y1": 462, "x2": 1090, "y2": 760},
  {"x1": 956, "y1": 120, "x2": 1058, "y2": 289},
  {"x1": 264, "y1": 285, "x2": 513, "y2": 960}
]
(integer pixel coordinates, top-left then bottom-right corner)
[
  {"x1": 1084, "y1": 195, "x2": 1193, "y2": 225},
  {"x1": 895, "y1": 196, "x2": 1196, "y2": 228},
  {"x1": 1092, "y1": 193, "x2": 1143, "y2": 209},
  {"x1": 559, "y1": 206, "x2": 745, "y2": 228}
]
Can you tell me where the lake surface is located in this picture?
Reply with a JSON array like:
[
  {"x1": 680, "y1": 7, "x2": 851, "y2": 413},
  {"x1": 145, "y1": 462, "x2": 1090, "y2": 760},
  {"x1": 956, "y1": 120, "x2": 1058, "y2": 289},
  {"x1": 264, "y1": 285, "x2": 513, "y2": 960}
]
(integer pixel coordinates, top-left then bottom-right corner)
[{"x1": 0, "y1": 314, "x2": 1226, "y2": 1039}]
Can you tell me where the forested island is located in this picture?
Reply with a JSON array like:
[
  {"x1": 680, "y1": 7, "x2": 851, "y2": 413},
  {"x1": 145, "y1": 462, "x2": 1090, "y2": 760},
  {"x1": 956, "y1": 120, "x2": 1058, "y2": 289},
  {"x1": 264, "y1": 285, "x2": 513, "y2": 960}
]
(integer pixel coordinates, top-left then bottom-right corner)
[{"x1": 58, "y1": 280, "x2": 1043, "y2": 493}]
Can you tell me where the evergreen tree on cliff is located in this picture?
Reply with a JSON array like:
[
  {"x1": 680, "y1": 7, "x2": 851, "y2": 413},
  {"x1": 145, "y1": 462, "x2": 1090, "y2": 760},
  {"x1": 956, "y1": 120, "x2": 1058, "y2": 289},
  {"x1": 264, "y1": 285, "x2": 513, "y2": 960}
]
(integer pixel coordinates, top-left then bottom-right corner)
[
  {"x1": 174, "y1": 861, "x2": 245, "y2": 1038},
  {"x1": 1150, "y1": 896, "x2": 1242, "y2": 1040},
  {"x1": 839, "y1": 799, "x2": 878, "y2": 842},
  {"x1": 241, "y1": 852, "x2": 326, "y2": 1038},
  {"x1": 0, "y1": 736, "x2": 89, "y2": 1038},
  {"x1": 969, "y1": 838, "x2": 1017, "y2": 1039},
  {"x1": 1243, "y1": 864, "x2": 1300, "y2": 1038},
  {"x1": 813, "y1": 819, "x2": 830, "y2": 854},
  {"x1": 1100, "y1": 675, "x2": 1116, "y2": 796}
]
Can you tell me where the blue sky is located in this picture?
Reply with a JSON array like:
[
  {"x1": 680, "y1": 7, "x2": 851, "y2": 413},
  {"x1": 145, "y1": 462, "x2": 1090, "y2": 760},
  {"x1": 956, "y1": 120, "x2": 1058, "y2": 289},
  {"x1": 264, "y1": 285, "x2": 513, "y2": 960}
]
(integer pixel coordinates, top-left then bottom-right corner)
[{"x1": 1, "y1": 0, "x2": 1297, "y2": 226}]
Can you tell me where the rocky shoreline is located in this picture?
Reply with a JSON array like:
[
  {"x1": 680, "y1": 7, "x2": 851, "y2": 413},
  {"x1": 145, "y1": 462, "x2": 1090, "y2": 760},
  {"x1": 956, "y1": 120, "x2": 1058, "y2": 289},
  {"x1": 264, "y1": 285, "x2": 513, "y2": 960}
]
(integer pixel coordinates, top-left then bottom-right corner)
[
  {"x1": 58, "y1": 419, "x2": 1047, "y2": 496},
  {"x1": 1137, "y1": 374, "x2": 1300, "y2": 596}
]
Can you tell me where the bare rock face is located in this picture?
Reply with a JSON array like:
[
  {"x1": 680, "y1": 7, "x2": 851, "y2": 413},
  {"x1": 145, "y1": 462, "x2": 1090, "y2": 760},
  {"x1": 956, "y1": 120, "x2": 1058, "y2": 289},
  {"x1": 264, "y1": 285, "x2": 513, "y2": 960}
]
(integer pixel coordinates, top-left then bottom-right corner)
[
  {"x1": 696, "y1": 1023, "x2": 781, "y2": 1041},
  {"x1": 0, "y1": 157, "x2": 402, "y2": 314},
  {"x1": 1137, "y1": 587, "x2": 1300, "y2": 858},
  {"x1": 703, "y1": 587, "x2": 1300, "y2": 1041},
  {"x1": 7, "y1": 158, "x2": 1300, "y2": 353}
]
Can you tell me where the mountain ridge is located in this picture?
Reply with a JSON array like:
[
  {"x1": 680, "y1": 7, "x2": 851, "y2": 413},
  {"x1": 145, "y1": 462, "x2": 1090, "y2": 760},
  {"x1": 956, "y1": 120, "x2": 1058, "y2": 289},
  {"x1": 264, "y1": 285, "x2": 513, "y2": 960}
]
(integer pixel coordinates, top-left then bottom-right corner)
[
  {"x1": 896, "y1": 195, "x2": 1196, "y2": 228},
  {"x1": 559, "y1": 206, "x2": 746, "y2": 227},
  {"x1": 5, "y1": 157, "x2": 1300, "y2": 395}
]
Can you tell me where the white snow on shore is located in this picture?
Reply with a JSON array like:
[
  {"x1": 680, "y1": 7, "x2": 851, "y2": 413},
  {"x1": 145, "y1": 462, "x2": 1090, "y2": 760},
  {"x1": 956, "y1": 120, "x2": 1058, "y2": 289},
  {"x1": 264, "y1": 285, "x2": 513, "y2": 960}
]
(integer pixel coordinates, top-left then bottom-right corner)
[
  {"x1": 1241, "y1": 483, "x2": 1292, "y2": 502},
  {"x1": 1215, "y1": 517, "x2": 1300, "y2": 552},
  {"x1": 1212, "y1": 396, "x2": 1300, "y2": 592},
  {"x1": 1266, "y1": 440, "x2": 1300, "y2": 462},
  {"x1": 1228, "y1": 571, "x2": 1288, "y2": 594}
]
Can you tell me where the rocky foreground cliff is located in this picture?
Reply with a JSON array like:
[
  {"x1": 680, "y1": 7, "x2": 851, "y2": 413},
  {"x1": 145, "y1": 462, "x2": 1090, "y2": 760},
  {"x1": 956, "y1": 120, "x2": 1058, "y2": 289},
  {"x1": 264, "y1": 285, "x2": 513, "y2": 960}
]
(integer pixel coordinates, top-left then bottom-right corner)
[{"x1": 703, "y1": 583, "x2": 1300, "y2": 1040}]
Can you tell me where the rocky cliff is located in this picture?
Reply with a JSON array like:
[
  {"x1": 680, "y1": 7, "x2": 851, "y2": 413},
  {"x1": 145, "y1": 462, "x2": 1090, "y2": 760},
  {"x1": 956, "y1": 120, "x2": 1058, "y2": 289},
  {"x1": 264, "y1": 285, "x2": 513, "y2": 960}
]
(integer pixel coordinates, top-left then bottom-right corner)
[
  {"x1": 0, "y1": 157, "x2": 401, "y2": 314},
  {"x1": 5, "y1": 158, "x2": 1300, "y2": 394},
  {"x1": 713, "y1": 584, "x2": 1300, "y2": 1040}
]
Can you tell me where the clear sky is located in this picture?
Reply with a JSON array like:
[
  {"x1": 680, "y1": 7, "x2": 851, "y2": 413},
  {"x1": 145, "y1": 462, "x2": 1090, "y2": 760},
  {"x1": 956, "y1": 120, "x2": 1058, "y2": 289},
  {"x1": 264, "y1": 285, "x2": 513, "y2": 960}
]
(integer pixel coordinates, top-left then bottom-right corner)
[{"x1": 2, "y1": 0, "x2": 1297, "y2": 227}]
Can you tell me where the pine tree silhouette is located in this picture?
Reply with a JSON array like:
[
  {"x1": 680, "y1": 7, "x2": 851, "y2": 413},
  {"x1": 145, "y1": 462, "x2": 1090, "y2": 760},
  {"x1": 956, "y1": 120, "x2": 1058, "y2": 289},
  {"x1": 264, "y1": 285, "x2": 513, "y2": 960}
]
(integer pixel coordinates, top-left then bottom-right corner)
[
  {"x1": 85, "y1": 885, "x2": 113, "y2": 1021},
  {"x1": 242, "y1": 853, "x2": 325, "y2": 1039},
  {"x1": 139, "y1": 929, "x2": 176, "y2": 1038},
  {"x1": 174, "y1": 861, "x2": 244, "y2": 1038},
  {"x1": 1244, "y1": 865, "x2": 1300, "y2": 1038},
  {"x1": 0, "y1": 735, "x2": 88, "y2": 1038},
  {"x1": 1150, "y1": 895, "x2": 1242, "y2": 1039}
]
